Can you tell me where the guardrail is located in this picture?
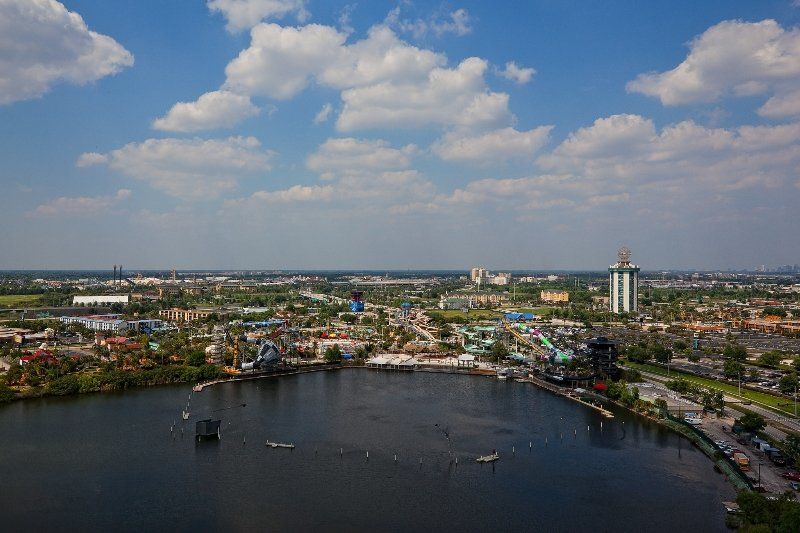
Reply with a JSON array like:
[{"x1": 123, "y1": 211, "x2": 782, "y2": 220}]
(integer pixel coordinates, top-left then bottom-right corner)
[{"x1": 665, "y1": 413, "x2": 753, "y2": 490}]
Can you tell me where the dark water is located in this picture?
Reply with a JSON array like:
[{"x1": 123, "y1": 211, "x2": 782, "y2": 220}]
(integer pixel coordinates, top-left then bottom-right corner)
[{"x1": 1, "y1": 369, "x2": 733, "y2": 532}]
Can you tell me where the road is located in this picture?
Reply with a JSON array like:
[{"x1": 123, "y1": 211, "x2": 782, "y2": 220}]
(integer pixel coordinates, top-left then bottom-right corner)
[{"x1": 637, "y1": 368, "x2": 800, "y2": 440}]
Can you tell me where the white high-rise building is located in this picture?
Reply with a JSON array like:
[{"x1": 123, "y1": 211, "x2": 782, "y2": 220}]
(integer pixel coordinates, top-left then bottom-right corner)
[{"x1": 608, "y1": 247, "x2": 640, "y2": 314}]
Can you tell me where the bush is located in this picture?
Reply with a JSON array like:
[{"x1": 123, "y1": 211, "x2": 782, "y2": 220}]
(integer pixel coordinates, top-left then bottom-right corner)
[
  {"x1": 46, "y1": 374, "x2": 80, "y2": 396},
  {"x1": 0, "y1": 381, "x2": 16, "y2": 403}
]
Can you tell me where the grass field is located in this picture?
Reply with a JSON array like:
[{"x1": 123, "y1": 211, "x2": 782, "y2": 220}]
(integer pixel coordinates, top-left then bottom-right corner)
[
  {"x1": 624, "y1": 361, "x2": 796, "y2": 416},
  {"x1": 0, "y1": 294, "x2": 42, "y2": 308},
  {"x1": 428, "y1": 309, "x2": 503, "y2": 320}
]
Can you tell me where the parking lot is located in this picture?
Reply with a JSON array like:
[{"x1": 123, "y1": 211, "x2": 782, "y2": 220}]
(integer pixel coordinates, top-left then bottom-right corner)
[{"x1": 699, "y1": 414, "x2": 793, "y2": 494}]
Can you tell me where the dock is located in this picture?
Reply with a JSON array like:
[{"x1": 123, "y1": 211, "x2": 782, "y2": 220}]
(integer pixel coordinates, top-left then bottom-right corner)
[{"x1": 521, "y1": 375, "x2": 614, "y2": 418}]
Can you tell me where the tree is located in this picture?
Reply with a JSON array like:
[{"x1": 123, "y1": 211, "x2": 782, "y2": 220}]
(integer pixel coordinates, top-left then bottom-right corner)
[
  {"x1": 737, "y1": 413, "x2": 766, "y2": 433},
  {"x1": 651, "y1": 343, "x2": 673, "y2": 364},
  {"x1": 780, "y1": 373, "x2": 799, "y2": 395},
  {"x1": 758, "y1": 351, "x2": 783, "y2": 368},
  {"x1": 490, "y1": 341, "x2": 509, "y2": 363},
  {"x1": 713, "y1": 391, "x2": 725, "y2": 414},
  {"x1": 324, "y1": 344, "x2": 342, "y2": 363},
  {"x1": 783, "y1": 433, "x2": 800, "y2": 466},
  {"x1": 723, "y1": 343, "x2": 747, "y2": 361},
  {"x1": 0, "y1": 380, "x2": 15, "y2": 403},
  {"x1": 723, "y1": 359, "x2": 744, "y2": 379},
  {"x1": 186, "y1": 350, "x2": 206, "y2": 367}
]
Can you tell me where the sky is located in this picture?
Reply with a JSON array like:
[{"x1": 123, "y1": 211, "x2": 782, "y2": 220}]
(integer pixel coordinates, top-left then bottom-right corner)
[{"x1": 2, "y1": 0, "x2": 800, "y2": 271}]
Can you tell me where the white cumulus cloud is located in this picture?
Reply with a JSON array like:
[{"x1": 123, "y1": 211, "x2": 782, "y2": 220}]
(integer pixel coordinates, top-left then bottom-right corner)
[
  {"x1": 78, "y1": 137, "x2": 274, "y2": 200},
  {"x1": 337, "y1": 57, "x2": 513, "y2": 131},
  {"x1": 759, "y1": 89, "x2": 800, "y2": 118},
  {"x1": 0, "y1": 0, "x2": 133, "y2": 105},
  {"x1": 433, "y1": 126, "x2": 552, "y2": 162},
  {"x1": 207, "y1": 0, "x2": 309, "y2": 32},
  {"x1": 627, "y1": 19, "x2": 800, "y2": 107},
  {"x1": 306, "y1": 137, "x2": 416, "y2": 178},
  {"x1": 162, "y1": 21, "x2": 509, "y2": 132},
  {"x1": 498, "y1": 62, "x2": 536, "y2": 84},
  {"x1": 152, "y1": 90, "x2": 260, "y2": 132}
]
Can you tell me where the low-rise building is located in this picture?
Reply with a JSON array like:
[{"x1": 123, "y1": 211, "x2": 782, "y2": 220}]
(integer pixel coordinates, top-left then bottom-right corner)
[
  {"x1": 541, "y1": 290, "x2": 569, "y2": 303},
  {"x1": 73, "y1": 295, "x2": 129, "y2": 306},
  {"x1": 159, "y1": 308, "x2": 226, "y2": 322},
  {"x1": 439, "y1": 292, "x2": 508, "y2": 309},
  {"x1": 60, "y1": 314, "x2": 127, "y2": 332}
]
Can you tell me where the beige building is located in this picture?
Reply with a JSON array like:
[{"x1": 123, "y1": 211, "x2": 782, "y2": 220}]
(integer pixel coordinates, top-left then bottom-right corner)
[
  {"x1": 159, "y1": 308, "x2": 225, "y2": 322},
  {"x1": 540, "y1": 290, "x2": 569, "y2": 303}
]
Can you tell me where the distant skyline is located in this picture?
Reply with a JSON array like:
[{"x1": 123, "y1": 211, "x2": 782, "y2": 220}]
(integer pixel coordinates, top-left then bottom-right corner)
[{"x1": 2, "y1": 0, "x2": 800, "y2": 271}]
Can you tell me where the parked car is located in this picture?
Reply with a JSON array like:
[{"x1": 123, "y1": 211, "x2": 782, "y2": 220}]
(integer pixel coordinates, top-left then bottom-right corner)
[{"x1": 781, "y1": 472, "x2": 800, "y2": 482}]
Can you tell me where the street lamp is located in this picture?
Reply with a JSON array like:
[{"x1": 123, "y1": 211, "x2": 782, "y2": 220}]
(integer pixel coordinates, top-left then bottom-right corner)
[{"x1": 758, "y1": 461, "x2": 763, "y2": 489}]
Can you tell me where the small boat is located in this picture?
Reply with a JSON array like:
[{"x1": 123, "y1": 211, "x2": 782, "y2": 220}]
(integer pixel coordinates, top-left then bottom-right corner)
[
  {"x1": 265, "y1": 440, "x2": 295, "y2": 449},
  {"x1": 182, "y1": 410, "x2": 190, "y2": 420},
  {"x1": 476, "y1": 451, "x2": 500, "y2": 463}
]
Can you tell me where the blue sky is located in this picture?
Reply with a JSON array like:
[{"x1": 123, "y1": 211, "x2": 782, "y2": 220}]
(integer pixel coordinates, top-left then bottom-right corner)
[{"x1": 2, "y1": 0, "x2": 800, "y2": 270}]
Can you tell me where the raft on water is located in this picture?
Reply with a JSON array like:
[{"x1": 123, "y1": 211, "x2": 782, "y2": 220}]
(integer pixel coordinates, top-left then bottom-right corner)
[{"x1": 265, "y1": 440, "x2": 295, "y2": 449}]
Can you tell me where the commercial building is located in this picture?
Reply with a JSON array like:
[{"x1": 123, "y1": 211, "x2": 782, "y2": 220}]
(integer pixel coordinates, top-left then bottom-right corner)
[
  {"x1": 439, "y1": 292, "x2": 508, "y2": 309},
  {"x1": 609, "y1": 247, "x2": 640, "y2": 314},
  {"x1": 60, "y1": 314, "x2": 127, "y2": 332},
  {"x1": 159, "y1": 308, "x2": 226, "y2": 322},
  {"x1": 469, "y1": 267, "x2": 511, "y2": 286},
  {"x1": 470, "y1": 267, "x2": 489, "y2": 282},
  {"x1": 73, "y1": 295, "x2": 129, "y2": 306},
  {"x1": 540, "y1": 290, "x2": 569, "y2": 303},
  {"x1": 60, "y1": 315, "x2": 163, "y2": 332}
]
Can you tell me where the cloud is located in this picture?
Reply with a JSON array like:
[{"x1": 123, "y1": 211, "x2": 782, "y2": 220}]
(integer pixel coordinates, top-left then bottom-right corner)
[
  {"x1": 79, "y1": 137, "x2": 273, "y2": 200},
  {"x1": 539, "y1": 113, "x2": 800, "y2": 191},
  {"x1": 627, "y1": 19, "x2": 800, "y2": 107},
  {"x1": 432, "y1": 126, "x2": 552, "y2": 162},
  {"x1": 152, "y1": 90, "x2": 260, "y2": 132},
  {"x1": 76, "y1": 152, "x2": 109, "y2": 167},
  {"x1": 223, "y1": 24, "x2": 443, "y2": 100},
  {"x1": 31, "y1": 189, "x2": 131, "y2": 217},
  {"x1": 0, "y1": 0, "x2": 133, "y2": 105},
  {"x1": 164, "y1": 21, "x2": 505, "y2": 132},
  {"x1": 337, "y1": 57, "x2": 513, "y2": 131},
  {"x1": 247, "y1": 184, "x2": 335, "y2": 203},
  {"x1": 223, "y1": 23, "x2": 346, "y2": 100},
  {"x1": 385, "y1": 7, "x2": 473, "y2": 38},
  {"x1": 207, "y1": 0, "x2": 309, "y2": 32},
  {"x1": 498, "y1": 62, "x2": 535, "y2": 85},
  {"x1": 759, "y1": 89, "x2": 800, "y2": 118},
  {"x1": 313, "y1": 103, "x2": 333, "y2": 124},
  {"x1": 228, "y1": 137, "x2": 430, "y2": 211},
  {"x1": 306, "y1": 137, "x2": 415, "y2": 178}
]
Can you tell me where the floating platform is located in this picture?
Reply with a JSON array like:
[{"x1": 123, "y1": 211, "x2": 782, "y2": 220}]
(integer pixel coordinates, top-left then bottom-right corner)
[
  {"x1": 265, "y1": 440, "x2": 295, "y2": 449},
  {"x1": 195, "y1": 419, "x2": 221, "y2": 441}
]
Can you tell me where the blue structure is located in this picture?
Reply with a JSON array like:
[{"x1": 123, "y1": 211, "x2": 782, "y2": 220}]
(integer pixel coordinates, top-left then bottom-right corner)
[
  {"x1": 504, "y1": 312, "x2": 535, "y2": 321},
  {"x1": 350, "y1": 290, "x2": 365, "y2": 313}
]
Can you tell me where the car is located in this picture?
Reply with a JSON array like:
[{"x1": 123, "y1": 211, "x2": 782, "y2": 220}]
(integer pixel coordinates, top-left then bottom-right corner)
[
  {"x1": 791, "y1": 481, "x2": 800, "y2": 491},
  {"x1": 781, "y1": 472, "x2": 800, "y2": 482}
]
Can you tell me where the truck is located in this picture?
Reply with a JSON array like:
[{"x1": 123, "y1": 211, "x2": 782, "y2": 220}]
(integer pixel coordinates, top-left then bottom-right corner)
[{"x1": 733, "y1": 452, "x2": 750, "y2": 471}]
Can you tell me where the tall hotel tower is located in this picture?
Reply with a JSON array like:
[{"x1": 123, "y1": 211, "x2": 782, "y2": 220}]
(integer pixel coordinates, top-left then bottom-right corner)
[{"x1": 609, "y1": 247, "x2": 640, "y2": 314}]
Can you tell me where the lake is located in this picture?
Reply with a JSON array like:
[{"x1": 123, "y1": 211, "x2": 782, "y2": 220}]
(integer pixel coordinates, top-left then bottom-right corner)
[{"x1": 0, "y1": 369, "x2": 734, "y2": 531}]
